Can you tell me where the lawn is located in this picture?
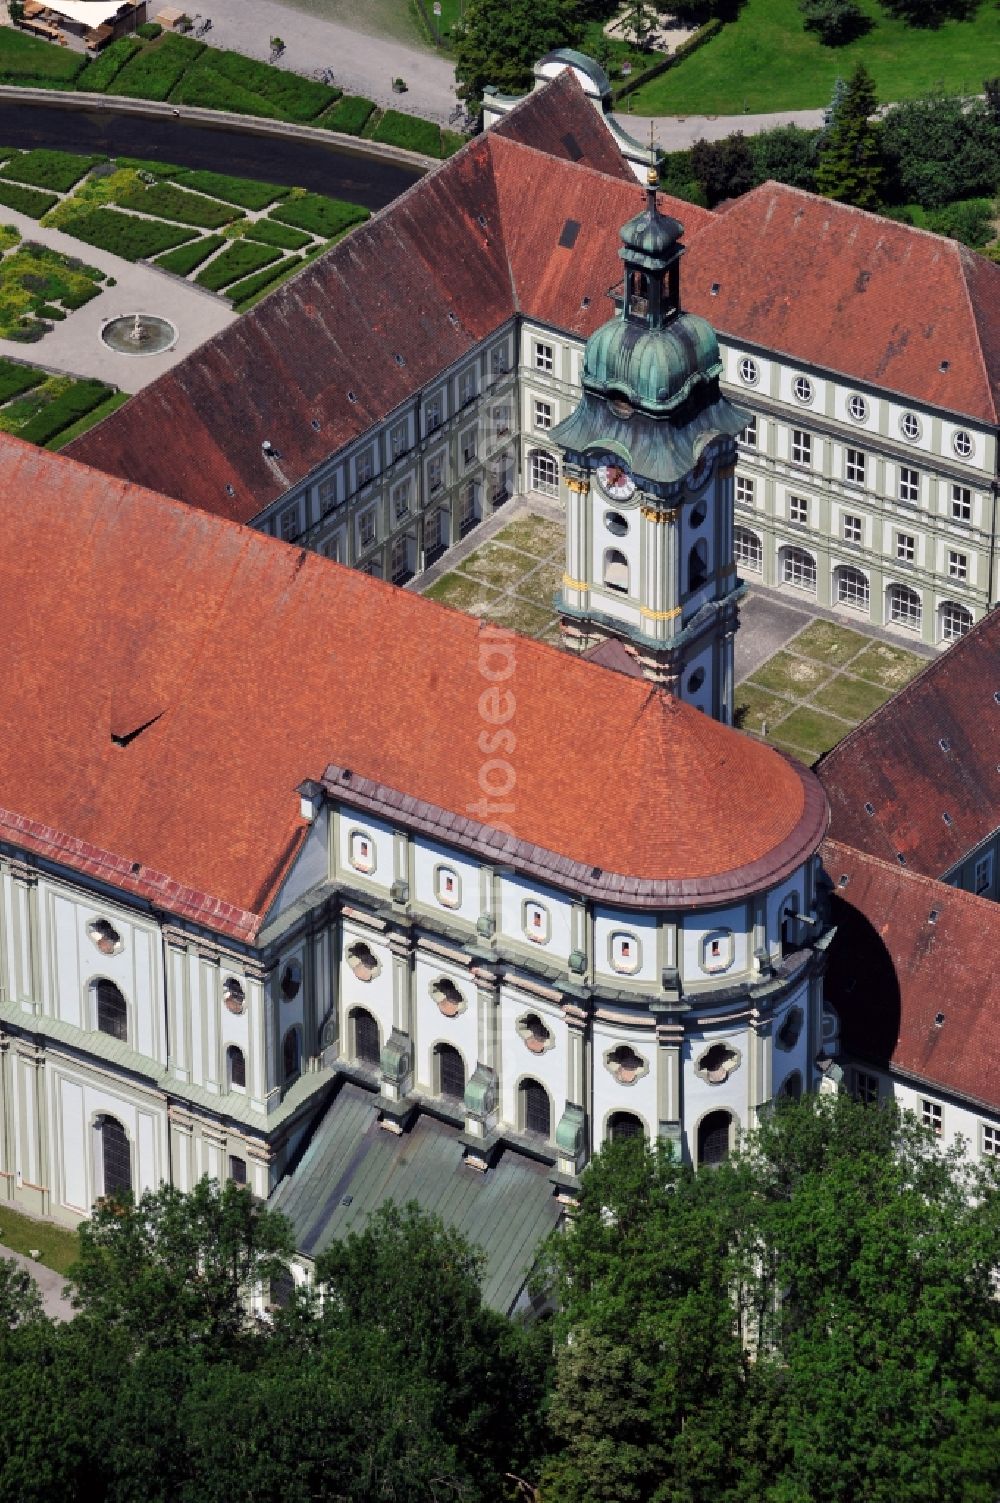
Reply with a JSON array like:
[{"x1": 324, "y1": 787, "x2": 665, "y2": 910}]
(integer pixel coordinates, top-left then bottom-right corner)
[
  {"x1": 420, "y1": 512, "x2": 567, "y2": 641},
  {"x1": 0, "y1": 1204, "x2": 79, "y2": 1276},
  {"x1": 630, "y1": 0, "x2": 1000, "y2": 113}
]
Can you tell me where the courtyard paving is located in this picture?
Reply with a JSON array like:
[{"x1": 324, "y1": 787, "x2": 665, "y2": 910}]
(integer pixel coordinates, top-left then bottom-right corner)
[{"x1": 418, "y1": 505, "x2": 927, "y2": 766}]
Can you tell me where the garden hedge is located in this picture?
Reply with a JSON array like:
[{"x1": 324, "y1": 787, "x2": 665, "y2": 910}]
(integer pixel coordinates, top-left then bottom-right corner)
[
  {"x1": 153, "y1": 234, "x2": 225, "y2": 274},
  {"x1": 172, "y1": 169, "x2": 288, "y2": 209},
  {"x1": 242, "y1": 218, "x2": 312, "y2": 249},
  {"x1": 227, "y1": 256, "x2": 303, "y2": 308},
  {"x1": 271, "y1": 194, "x2": 369, "y2": 238},
  {"x1": 317, "y1": 94, "x2": 376, "y2": 135},
  {"x1": 195, "y1": 240, "x2": 280, "y2": 290},
  {"x1": 47, "y1": 390, "x2": 129, "y2": 449},
  {"x1": 75, "y1": 37, "x2": 142, "y2": 92},
  {"x1": 177, "y1": 49, "x2": 337, "y2": 121},
  {"x1": 369, "y1": 109, "x2": 441, "y2": 157},
  {"x1": 15, "y1": 379, "x2": 112, "y2": 444},
  {"x1": 0, "y1": 28, "x2": 85, "y2": 86},
  {"x1": 60, "y1": 207, "x2": 195, "y2": 261},
  {"x1": 0, "y1": 181, "x2": 57, "y2": 217},
  {"x1": 115, "y1": 180, "x2": 240, "y2": 228},
  {"x1": 0, "y1": 149, "x2": 103, "y2": 192},
  {"x1": 107, "y1": 33, "x2": 205, "y2": 101},
  {"x1": 0, "y1": 358, "x2": 45, "y2": 403}
]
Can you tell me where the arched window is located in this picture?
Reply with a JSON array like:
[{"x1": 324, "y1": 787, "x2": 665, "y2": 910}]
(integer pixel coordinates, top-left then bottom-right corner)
[
  {"x1": 697, "y1": 1110, "x2": 733, "y2": 1167},
  {"x1": 780, "y1": 1071, "x2": 803, "y2": 1101},
  {"x1": 229, "y1": 1155, "x2": 248, "y2": 1185},
  {"x1": 282, "y1": 1027, "x2": 301, "y2": 1082},
  {"x1": 351, "y1": 1007, "x2": 380, "y2": 1067},
  {"x1": 734, "y1": 527, "x2": 762, "y2": 572},
  {"x1": 227, "y1": 1045, "x2": 246, "y2": 1090},
  {"x1": 98, "y1": 1115, "x2": 131, "y2": 1198},
  {"x1": 603, "y1": 548, "x2": 629, "y2": 593},
  {"x1": 608, "y1": 1111, "x2": 644, "y2": 1143},
  {"x1": 94, "y1": 980, "x2": 127, "y2": 1043},
  {"x1": 688, "y1": 539, "x2": 709, "y2": 591},
  {"x1": 435, "y1": 1043, "x2": 465, "y2": 1101},
  {"x1": 519, "y1": 1078, "x2": 551, "y2": 1139},
  {"x1": 940, "y1": 601, "x2": 973, "y2": 642},
  {"x1": 781, "y1": 546, "x2": 816, "y2": 592},
  {"x1": 836, "y1": 565, "x2": 870, "y2": 612},
  {"x1": 888, "y1": 583, "x2": 921, "y2": 631}
]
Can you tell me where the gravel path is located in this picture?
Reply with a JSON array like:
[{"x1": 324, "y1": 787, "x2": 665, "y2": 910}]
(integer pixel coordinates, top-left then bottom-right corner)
[
  {"x1": 615, "y1": 107, "x2": 827, "y2": 152},
  {"x1": 0, "y1": 1243, "x2": 74, "y2": 1322}
]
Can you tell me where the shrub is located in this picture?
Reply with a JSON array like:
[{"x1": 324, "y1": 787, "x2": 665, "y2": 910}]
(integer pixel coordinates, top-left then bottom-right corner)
[
  {"x1": 800, "y1": 0, "x2": 870, "y2": 44},
  {"x1": 153, "y1": 234, "x2": 224, "y2": 274},
  {"x1": 879, "y1": 95, "x2": 1000, "y2": 209},
  {"x1": 113, "y1": 157, "x2": 184, "y2": 178},
  {"x1": 59, "y1": 281, "x2": 102, "y2": 309},
  {"x1": 690, "y1": 132, "x2": 755, "y2": 206},
  {"x1": 659, "y1": 147, "x2": 708, "y2": 206},
  {"x1": 242, "y1": 218, "x2": 312, "y2": 249},
  {"x1": 0, "y1": 27, "x2": 85, "y2": 85},
  {"x1": 136, "y1": 21, "x2": 162, "y2": 38},
  {"x1": 227, "y1": 256, "x2": 303, "y2": 308},
  {"x1": 58, "y1": 207, "x2": 195, "y2": 260},
  {"x1": 35, "y1": 302, "x2": 65, "y2": 320},
  {"x1": 318, "y1": 94, "x2": 376, "y2": 135},
  {"x1": 195, "y1": 240, "x2": 280, "y2": 290},
  {"x1": 271, "y1": 193, "x2": 369, "y2": 237},
  {"x1": 75, "y1": 36, "x2": 141, "y2": 91},
  {"x1": 369, "y1": 109, "x2": 441, "y2": 156},
  {"x1": 750, "y1": 124, "x2": 820, "y2": 191},
  {"x1": 0, "y1": 223, "x2": 20, "y2": 252},
  {"x1": 0, "y1": 358, "x2": 45, "y2": 401},
  {"x1": 47, "y1": 390, "x2": 129, "y2": 449},
  {"x1": 171, "y1": 169, "x2": 289, "y2": 209},
  {"x1": 0, "y1": 181, "x2": 57, "y2": 217},
  {"x1": 15, "y1": 378, "x2": 112, "y2": 444},
  {"x1": 0, "y1": 149, "x2": 103, "y2": 192},
  {"x1": 106, "y1": 33, "x2": 204, "y2": 100},
  {"x1": 114, "y1": 180, "x2": 240, "y2": 227},
  {"x1": 926, "y1": 197, "x2": 994, "y2": 247}
]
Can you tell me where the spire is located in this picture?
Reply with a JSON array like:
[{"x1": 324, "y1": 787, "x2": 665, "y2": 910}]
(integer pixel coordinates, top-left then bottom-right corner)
[{"x1": 616, "y1": 159, "x2": 685, "y2": 330}]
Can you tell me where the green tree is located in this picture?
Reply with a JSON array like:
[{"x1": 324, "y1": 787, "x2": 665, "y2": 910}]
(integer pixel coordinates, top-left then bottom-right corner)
[
  {"x1": 815, "y1": 62, "x2": 882, "y2": 208},
  {"x1": 750, "y1": 124, "x2": 820, "y2": 190},
  {"x1": 690, "y1": 130, "x2": 755, "y2": 204},
  {"x1": 0, "y1": 1257, "x2": 44, "y2": 1333},
  {"x1": 620, "y1": 0, "x2": 657, "y2": 47},
  {"x1": 799, "y1": 0, "x2": 870, "y2": 44},
  {"x1": 879, "y1": 94, "x2": 1000, "y2": 209},
  {"x1": 453, "y1": 0, "x2": 578, "y2": 106},
  {"x1": 68, "y1": 1176, "x2": 294, "y2": 1354}
]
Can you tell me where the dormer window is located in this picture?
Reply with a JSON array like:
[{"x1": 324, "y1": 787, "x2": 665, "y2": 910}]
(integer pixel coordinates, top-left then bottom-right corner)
[
  {"x1": 523, "y1": 901, "x2": 550, "y2": 944},
  {"x1": 349, "y1": 830, "x2": 375, "y2": 873},
  {"x1": 435, "y1": 865, "x2": 461, "y2": 908}
]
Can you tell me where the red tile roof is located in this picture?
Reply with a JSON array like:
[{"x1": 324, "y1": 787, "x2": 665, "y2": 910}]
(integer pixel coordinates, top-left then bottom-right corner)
[
  {"x1": 0, "y1": 434, "x2": 827, "y2": 940},
  {"x1": 491, "y1": 67, "x2": 635, "y2": 180},
  {"x1": 823, "y1": 839, "x2": 1000, "y2": 1113},
  {"x1": 817, "y1": 607, "x2": 1000, "y2": 877}
]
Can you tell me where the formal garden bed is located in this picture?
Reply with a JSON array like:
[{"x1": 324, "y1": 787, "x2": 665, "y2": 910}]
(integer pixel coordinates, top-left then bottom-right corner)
[
  {"x1": 0, "y1": 355, "x2": 124, "y2": 448},
  {"x1": 0, "y1": 147, "x2": 372, "y2": 309},
  {"x1": 0, "y1": 28, "x2": 467, "y2": 160},
  {"x1": 0, "y1": 226, "x2": 107, "y2": 341}
]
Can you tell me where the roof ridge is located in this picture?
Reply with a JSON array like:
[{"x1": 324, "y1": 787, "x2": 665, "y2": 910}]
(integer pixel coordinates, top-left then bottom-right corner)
[{"x1": 825, "y1": 836, "x2": 1000, "y2": 913}]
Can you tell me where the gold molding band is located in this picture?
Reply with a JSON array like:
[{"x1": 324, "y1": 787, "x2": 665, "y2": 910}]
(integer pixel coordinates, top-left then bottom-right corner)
[
  {"x1": 565, "y1": 478, "x2": 590, "y2": 494},
  {"x1": 562, "y1": 574, "x2": 588, "y2": 591},
  {"x1": 640, "y1": 505, "x2": 677, "y2": 523},
  {"x1": 640, "y1": 604, "x2": 682, "y2": 621}
]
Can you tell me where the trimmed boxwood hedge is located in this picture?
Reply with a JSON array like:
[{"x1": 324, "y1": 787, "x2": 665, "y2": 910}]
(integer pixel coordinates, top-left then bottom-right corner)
[
  {"x1": 369, "y1": 109, "x2": 441, "y2": 158},
  {"x1": 0, "y1": 181, "x2": 57, "y2": 217},
  {"x1": 75, "y1": 36, "x2": 142, "y2": 92},
  {"x1": 0, "y1": 378, "x2": 112, "y2": 445},
  {"x1": 0, "y1": 149, "x2": 103, "y2": 192},
  {"x1": 47, "y1": 390, "x2": 129, "y2": 449},
  {"x1": 107, "y1": 33, "x2": 205, "y2": 101},
  {"x1": 271, "y1": 194, "x2": 369, "y2": 238},
  {"x1": 172, "y1": 169, "x2": 289, "y2": 210},
  {"x1": 59, "y1": 208, "x2": 195, "y2": 261},
  {"x1": 153, "y1": 234, "x2": 225, "y2": 275},
  {"x1": 173, "y1": 49, "x2": 337, "y2": 121},
  {"x1": 115, "y1": 181, "x2": 240, "y2": 228},
  {"x1": 317, "y1": 94, "x2": 376, "y2": 135},
  {"x1": 227, "y1": 255, "x2": 303, "y2": 308},
  {"x1": 243, "y1": 218, "x2": 312, "y2": 250},
  {"x1": 0, "y1": 359, "x2": 45, "y2": 403},
  {"x1": 195, "y1": 240, "x2": 280, "y2": 291}
]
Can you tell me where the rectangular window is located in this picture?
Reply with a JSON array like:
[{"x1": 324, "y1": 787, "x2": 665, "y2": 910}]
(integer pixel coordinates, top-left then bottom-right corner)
[
  {"x1": 983, "y1": 1123, "x2": 1000, "y2": 1158},
  {"x1": 491, "y1": 345, "x2": 508, "y2": 376},
  {"x1": 951, "y1": 484, "x2": 972, "y2": 522},
  {"x1": 391, "y1": 422, "x2": 408, "y2": 460},
  {"x1": 735, "y1": 476, "x2": 755, "y2": 507},
  {"x1": 948, "y1": 549, "x2": 967, "y2": 581},
  {"x1": 791, "y1": 428, "x2": 811, "y2": 467},
  {"x1": 896, "y1": 532, "x2": 915, "y2": 563},
  {"x1": 492, "y1": 403, "x2": 510, "y2": 438},
  {"x1": 459, "y1": 480, "x2": 479, "y2": 536},
  {"x1": 427, "y1": 454, "x2": 444, "y2": 495},
  {"x1": 321, "y1": 532, "x2": 343, "y2": 563},
  {"x1": 534, "y1": 399, "x2": 553, "y2": 431},
  {"x1": 854, "y1": 1069, "x2": 879, "y2": 1105},
  {"x1": 279, "y1": 505, "x2": 298, "y2": 542},
  {"x1": 842, "y1": 513, "x2": 862, "y2": 544},
  {"x1": 789, "y1": 494, "x2": 809, "y2": 525},
  {"x1": 390, "y1": 534, "x2": 411, "y2": 584},
  {"x1": 534, "y1": 341, "x2": 554, "y2": 373},
  {"x1": 459, "y1": 370, "x2": 476, "y2": 407},
  {"x1": 358, "y1": 509, "x2": 376, "y2": 548},
  {"x1": 317, "y1": 475, "x2": 337, "y2": 515},
  {"x1": 921, "y1": 1099, "x2": 943, "y2": 1136},
  {"x1": 845, "y1": 447, "x2": 866, "y2": 485},
  {"x1": 974, "y1": 852, "x2": 994, "y2": 896},
  {"x1": 229, "y1": 1155, "x2": 248, "y2": 1185},
  {"x1": 361, "y1": 559, "x2": 383, "y2": 579},
  {"x1": 461, "y1": 428, "x2": 477, "y2": 466},
  {"x1": 898, "y1": 466, "x2": 919, "y2": 504},
  {"x1": 741, "y1": 414, "x2": 757, "y2": 448},
  {"x1": 391, "y1": 479, "x2": 411, "y2": 521},
  {"x1": 356, "y1": 450, "x2": 373, "y2": 488},
  {"x1": 425, "y1": 397, "x2": 441, "y2": 433}
]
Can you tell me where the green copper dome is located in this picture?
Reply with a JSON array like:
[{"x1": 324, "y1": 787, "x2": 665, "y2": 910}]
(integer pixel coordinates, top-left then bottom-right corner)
[
  {"x1": 582, "y1": 311, "x2": 723, "y2": 415},
  {"x1": 618, "y1": 202, "x2": 683, "y2": 269}
]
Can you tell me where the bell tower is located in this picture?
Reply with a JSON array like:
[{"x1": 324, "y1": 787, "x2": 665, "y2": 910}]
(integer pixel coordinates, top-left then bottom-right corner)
[{"x1": 551, "y1": 171, "x2": 748, "y2": 724}]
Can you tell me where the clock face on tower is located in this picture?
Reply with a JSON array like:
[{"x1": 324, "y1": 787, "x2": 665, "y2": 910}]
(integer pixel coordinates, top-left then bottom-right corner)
[{"x1": 595, "y1": 456, "x2": 636, "y2": 501}]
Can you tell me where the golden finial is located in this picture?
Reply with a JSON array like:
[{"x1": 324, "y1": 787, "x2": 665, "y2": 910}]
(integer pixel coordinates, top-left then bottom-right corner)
[{"x1": 646, "y1": 122, "x2": 658, "y2": 190}]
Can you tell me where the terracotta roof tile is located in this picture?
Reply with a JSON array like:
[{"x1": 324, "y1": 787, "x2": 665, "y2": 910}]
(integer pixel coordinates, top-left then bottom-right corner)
[
  {"x1": 491, "y1": 68, "x2": 635, "y2": 179},
  {"x1": 823, "y1": 839, "x2": 1000, "y2": 1112},
  {"x1": 818, "y1": 607, "x2": 1000, "y2": 877},
  {"x1": 0, "y1": 434, "x2": 826, "y2": 939}
]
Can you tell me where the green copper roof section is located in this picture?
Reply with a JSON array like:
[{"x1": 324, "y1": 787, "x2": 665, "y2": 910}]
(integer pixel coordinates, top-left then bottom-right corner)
[
  {"x1": 581, "y1": 311, "x2": 723, "y2": 415},
  {"x1": 538, "y1": 48, "x2": 611, "y2": 96},
  {"x1": 551, "y1": 389, "x2": 747, "y2": 484},
  {"x1": 619, "y1": 202, "x2": 684, "y2": 267}
]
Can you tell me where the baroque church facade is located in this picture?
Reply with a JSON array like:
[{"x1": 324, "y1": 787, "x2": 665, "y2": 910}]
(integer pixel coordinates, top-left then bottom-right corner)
[{"x1": 0, "y1": 66, "x2": 996, "y2": 1306}]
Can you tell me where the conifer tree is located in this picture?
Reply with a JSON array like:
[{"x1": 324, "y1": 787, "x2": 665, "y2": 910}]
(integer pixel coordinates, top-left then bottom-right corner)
[{"x1": 815, "y1": 62, "x2": 883, "y2": 209}]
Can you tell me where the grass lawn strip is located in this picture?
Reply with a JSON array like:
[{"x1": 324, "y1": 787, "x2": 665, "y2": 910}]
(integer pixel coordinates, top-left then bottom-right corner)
[
  {"x1": 630, "y1": 0, "x2": 1000, "y2": 114},
  {"x1": 734, "y1": 683, "x2": 793, "y2": 735},
  {"x1": 491, "y1": 516, "x2": 564, "y2": 558},
  {"x1": 787, "y1": 618, "x2": 869, "y2": 667},
  {"x1": 0, "y1": 149, "x2": 103, "y2": 193},
  {"x1": 107, "y1": 32, "x2": 205, "y2": 100},
  {"x1": 0, "y1": 1204, "x2": 79, "y2": 1276},
  {"x1": 195, "y1": 240, "x2": 280, "y2": 291},
  {"x1": 777, "y1": 705, "x2": 853, "y2": 757},
  {"x1": 369, "y1": 108, "x2": 441, "y2": 156},
  {"x1": 0, "y1": 27, "x2": 84, "y2": 86},
  {"x1": 424, "y1": 572, "x2": 502, "y2": 615},
  {"x1": 849, "y1": 639, "x2": 926, "y2": 690},
  {"x1": 271, "y1": 194, "x2": 370, "y2": 238},
  {"x1": 75, "y1": 35, "x2": 142, "y2": 91},
  {"x1": 454, "y1": 542, "x2": 540, "y2": 591},
  {"x1": 153, "y1": 234, "x2": 225, "y2": 275},
  {"x1": 317, "y1": 94, "x2": 377, "y2": 135},
  {"x1": 811, "y1": 674, "x2": 893, "y2": 722},
  {"x1": 747, "y1": 649, "x2": 834, "y2": 697}
]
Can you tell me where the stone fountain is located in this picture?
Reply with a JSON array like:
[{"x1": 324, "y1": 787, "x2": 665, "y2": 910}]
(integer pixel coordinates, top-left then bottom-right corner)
[{"x1": 101, "y1": 312, "x2": 178, "y2": 356}]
